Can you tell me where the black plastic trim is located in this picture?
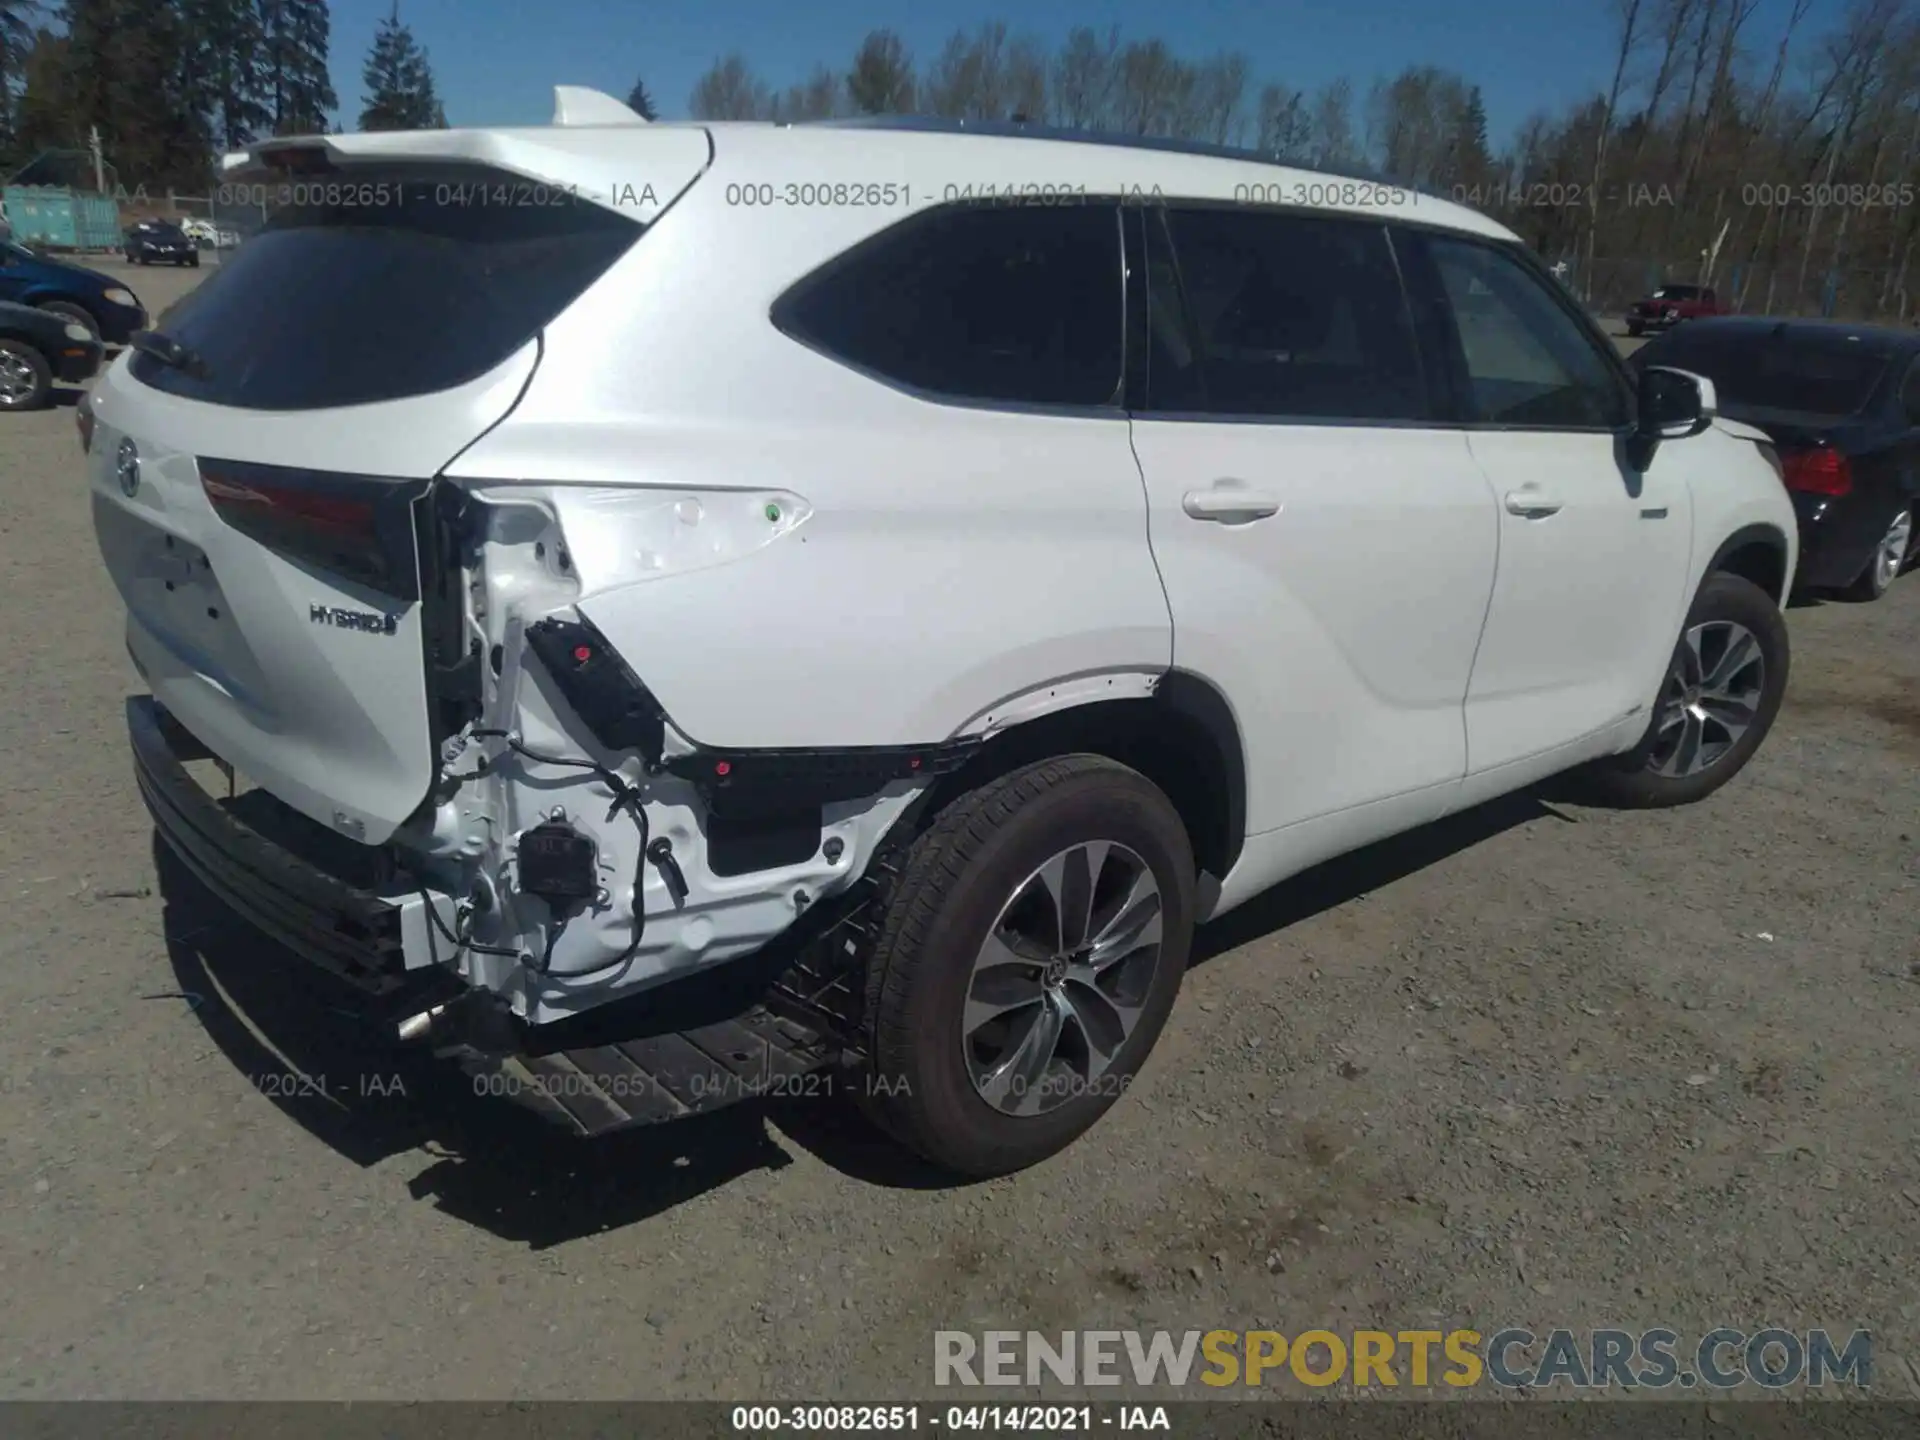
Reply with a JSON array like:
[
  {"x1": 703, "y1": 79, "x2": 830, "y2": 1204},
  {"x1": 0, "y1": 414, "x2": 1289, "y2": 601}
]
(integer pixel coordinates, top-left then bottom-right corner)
[
  {"x1": 1153, "y1": 671, "x2": 1247, "y2": 878},
  {"x1": 524, "y1": 615, "x2": 668, "y2": 764},
  {"x1": 1707, "y1": 523, "x2": 1793, "y2": 605},
  {"x1": 127, "y1": 696, "x2": 414, "y2": 996}
]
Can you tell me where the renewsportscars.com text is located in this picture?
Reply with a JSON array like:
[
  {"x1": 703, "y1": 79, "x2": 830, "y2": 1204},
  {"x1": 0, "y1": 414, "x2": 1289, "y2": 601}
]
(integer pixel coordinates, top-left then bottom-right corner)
[{"x1": 934, "y1": 1327, "x2": 1872, "y2": 1390}]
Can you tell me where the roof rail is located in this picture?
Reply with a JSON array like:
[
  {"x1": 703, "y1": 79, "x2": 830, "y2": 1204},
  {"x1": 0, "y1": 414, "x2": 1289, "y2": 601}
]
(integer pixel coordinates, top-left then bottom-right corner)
[
  {"x1": 804, "y1": 114, "x2": 1418, "y2": 192},
  {"x1": 552, "y1": 86, "x2": 649, "y2": 127}
]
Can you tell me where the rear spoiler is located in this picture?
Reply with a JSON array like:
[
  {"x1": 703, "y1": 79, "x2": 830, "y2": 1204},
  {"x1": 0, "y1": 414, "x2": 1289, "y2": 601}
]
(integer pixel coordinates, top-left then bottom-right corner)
[{"x1": 218, "y1": 91, "x2": 709, "y2": 226}]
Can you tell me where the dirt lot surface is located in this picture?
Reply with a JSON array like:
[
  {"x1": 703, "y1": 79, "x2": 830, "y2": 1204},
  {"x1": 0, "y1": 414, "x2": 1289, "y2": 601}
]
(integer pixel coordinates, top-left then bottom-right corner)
[{"x1": 2, "y1": 259, "x2": 1916, "y2": 1402}]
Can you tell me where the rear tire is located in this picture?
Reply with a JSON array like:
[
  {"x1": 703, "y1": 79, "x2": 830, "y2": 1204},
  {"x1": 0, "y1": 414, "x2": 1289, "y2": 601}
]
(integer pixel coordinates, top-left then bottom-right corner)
[
  {"x1": 1841, "y1": 504, "x2": 1913, "y2": 601},
  {"x1": 860, "y1": 756, "x2": 1196, "y2": 1177},
  {"x1": 1581, "y1": 571, "x2": 1788, "y2": 809},
  {"x1": 0, "y1": 339, "x2": 54, "y2": 411},
  {"x1": 1626, "y1": 319, "x2": 1643, "y2": 337}
]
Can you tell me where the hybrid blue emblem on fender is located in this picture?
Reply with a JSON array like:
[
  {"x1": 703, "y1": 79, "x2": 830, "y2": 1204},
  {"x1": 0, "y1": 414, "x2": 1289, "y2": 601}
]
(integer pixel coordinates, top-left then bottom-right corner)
[{"x1": 310, "y1": 602, "x2": 398, "y2": 635}]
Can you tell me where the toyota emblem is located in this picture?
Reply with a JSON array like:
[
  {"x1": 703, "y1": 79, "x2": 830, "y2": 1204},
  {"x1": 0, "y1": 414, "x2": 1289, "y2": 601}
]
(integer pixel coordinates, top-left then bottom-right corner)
[{"x1": 115, "y1": 437, "x2": 140, "y2": 497}]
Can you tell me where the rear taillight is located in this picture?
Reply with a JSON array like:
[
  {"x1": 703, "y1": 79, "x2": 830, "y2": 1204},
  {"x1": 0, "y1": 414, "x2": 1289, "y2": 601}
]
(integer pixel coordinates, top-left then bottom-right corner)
[
  {"x1": 198, "y1": 459, "x2": 428, "y2": 600},
  {"x1": 1780, "y1": 447, "x2": 1853, "y2": 497},
  {"x1": 76, "y1": 396, "x2": 94, "y2": 453}
]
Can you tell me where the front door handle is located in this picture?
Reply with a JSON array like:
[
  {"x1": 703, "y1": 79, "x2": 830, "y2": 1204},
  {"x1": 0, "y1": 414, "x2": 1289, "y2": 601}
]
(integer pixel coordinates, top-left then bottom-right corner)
[
  {"x1": 1182, "y1": 485, "x2": 1282, "y2": 523},
  {"x1": 1504, "y1": 488, "x2": 1563, "y2": 518}
]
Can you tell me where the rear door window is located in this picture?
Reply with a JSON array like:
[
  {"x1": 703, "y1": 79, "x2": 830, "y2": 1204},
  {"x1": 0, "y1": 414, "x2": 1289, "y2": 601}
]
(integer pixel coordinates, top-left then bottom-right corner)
[
  {"x1": 772, "y1": 202, "x2": 1124, "y2": 409},
  {"x1": 1144, "y1": 206, "x2": 1430, "y2": 421},
  {"x1": 130, "y1": 163, "x2": 644, "y2": 411}
]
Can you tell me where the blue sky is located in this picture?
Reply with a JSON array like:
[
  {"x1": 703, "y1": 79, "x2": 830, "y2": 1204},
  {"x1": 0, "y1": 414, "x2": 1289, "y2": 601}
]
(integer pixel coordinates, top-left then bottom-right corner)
[{"x1": 327, "y1": 0, "x2": 1844, "y2": 150}]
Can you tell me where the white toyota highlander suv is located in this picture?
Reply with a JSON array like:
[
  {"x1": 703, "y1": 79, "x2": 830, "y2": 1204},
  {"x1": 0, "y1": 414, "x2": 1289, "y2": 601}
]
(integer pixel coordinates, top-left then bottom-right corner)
[{"x1": 86, "y1": 89, "x2": 1797, "y2": 1176}]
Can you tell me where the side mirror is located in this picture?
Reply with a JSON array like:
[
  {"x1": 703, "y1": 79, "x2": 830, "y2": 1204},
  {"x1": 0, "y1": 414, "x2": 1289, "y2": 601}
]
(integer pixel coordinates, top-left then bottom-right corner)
[
  {"x1": 1628, "y1": 365, "x2": 1715, "y2": 469},
  {"x1": 1640, "y1": 365, "x2": 1716, "y2": 439}
]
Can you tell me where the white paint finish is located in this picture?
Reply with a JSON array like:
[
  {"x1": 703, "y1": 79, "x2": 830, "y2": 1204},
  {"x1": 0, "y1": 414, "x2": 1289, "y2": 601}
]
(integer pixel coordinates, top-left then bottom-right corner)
[
  {"x1": 550, "y1": 85, "x2": 648, "y2": 127},
  {"x1": 87, "y1": 344, "x2": 538, "y2": 844},
  {"x1": 1127, "y1": 421, "x2": 1499, "y2": 836},
  {"x1": 560, "y1": 411, "x2": 1173, "y2": 749},
  {"x1": 1461, "y1": 431, "x2": 1696, "y2": 774}
]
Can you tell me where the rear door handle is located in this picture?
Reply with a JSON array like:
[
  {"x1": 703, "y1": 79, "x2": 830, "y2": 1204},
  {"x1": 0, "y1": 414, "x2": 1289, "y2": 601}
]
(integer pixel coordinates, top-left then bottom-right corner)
[
  {"x1": 1504, "y1": 488, "x2": 1563, "y2": 518},
  {"x1": 1182, "y1": 485, "x2": 1282, "y2": 523}
]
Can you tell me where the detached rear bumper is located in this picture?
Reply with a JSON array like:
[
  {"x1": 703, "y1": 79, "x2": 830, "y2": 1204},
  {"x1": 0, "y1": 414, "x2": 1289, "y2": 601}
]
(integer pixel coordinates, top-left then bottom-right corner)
[{"x1": 127, "y1": 695, "x2": 448, "y2": 997}]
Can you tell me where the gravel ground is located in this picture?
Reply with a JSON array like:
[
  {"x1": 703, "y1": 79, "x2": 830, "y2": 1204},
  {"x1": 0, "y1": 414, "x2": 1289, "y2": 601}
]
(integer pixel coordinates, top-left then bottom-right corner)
[{"x1": 1, "y1": 259, "x2": 1916, "y2": 1402}]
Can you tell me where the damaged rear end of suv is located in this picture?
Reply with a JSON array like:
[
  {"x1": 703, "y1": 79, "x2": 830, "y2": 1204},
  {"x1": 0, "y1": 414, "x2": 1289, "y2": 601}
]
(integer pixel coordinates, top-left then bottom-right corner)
[
  {"x1": 89, "y1": 100, "x2": 1211, "y2": 1178},
  {"x1": 90, "y1": 118, "x2": 934, "y2": 1132}
]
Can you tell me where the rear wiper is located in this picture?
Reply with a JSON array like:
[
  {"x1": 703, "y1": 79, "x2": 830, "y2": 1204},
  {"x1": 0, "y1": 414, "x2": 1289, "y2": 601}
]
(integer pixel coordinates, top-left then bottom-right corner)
[{"x1": 129, "y1": 329, "x2": 212, "y2": 381}]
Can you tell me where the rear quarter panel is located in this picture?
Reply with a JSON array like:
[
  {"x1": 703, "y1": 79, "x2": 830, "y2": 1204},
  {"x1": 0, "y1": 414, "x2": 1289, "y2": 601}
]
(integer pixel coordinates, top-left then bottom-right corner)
[{"x1": 447, "y1": 135, "x2": 1184, "y2": 749}]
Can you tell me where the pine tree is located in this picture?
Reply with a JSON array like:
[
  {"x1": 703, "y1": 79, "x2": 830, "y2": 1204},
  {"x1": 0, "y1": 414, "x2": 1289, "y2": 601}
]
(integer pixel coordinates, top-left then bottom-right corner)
[
  {"x1": 625, "y1": 75, "x2": 656, "y2": 120},
  {"x1": 58, "y1": 0, "x2": 209, "y2": 190},
  {"x1": 260, "y1": 0, "x2": 335, "y2": 136},
  {"x1": 180, "y1": 0, "x2": 268, "y2": 151},
  {"x1": 358, "y1": 2, "x2": 443, "y2": 131}
]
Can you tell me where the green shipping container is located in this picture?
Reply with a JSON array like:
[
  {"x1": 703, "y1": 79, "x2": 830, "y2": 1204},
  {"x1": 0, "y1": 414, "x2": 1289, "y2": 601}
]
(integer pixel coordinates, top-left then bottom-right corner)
[{"x1": 2, "y1": 186, "x2": 123, "y2": 250}]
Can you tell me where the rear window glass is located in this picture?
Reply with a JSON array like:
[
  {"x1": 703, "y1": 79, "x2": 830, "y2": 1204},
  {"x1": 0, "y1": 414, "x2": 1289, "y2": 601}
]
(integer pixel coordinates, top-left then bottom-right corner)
[
  {"x1": 130, "y1": 163, "x2": 643, "y2": 411},
  {"x1": 1637, "y1": 330, "x2": 1890, "y2": 417}
]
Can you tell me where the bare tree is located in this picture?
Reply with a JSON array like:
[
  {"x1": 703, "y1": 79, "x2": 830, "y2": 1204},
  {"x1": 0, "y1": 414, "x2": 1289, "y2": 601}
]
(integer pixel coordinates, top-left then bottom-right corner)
[
  {"x1": 1310, "y1": 77, "x2": 1360, "y2": 167},
  {"x1": 923, "y1": 22, "x2": 1011, "y2": 120},
  {"x1": 1050, "y1": 25, "x2": 1119, "y2": 129},
  {"x1": 1255, "y1": 81, "x2": 1313, "y2": 159},
  {"x1": 1587, "y1": 0, "x2": 1648, "y2": 299},
  {"x1": 689, "y1": 53, "x2": 770, "y2": 121},
  {"x1": 845, "y1": 29, "x2": 914, "y2": 115},
  {"x1": 772, "y1": 65, "x2": 844, "y2": 122},
  {"x1": 1186, "y1": 51, "x2": 1250, "y2": 144}
]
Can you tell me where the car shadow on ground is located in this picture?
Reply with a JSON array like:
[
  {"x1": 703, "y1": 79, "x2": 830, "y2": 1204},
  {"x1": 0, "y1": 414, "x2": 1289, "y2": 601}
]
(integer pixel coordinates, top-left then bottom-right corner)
[
  {"x1": 48, "y1": 385, "x2": 85, "y2": 408},
  {"x1": 152, "y1": 789, "x2": 1578, "y2": 1242},
  {"x1": 1192, "y1": 788, "x2": 1568, "y2": 963}
]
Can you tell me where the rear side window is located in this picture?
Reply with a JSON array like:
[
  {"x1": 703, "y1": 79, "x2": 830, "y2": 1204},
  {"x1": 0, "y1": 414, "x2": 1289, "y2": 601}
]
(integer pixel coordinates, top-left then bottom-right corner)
[
  {"x1": 1638, "y1": 328, "x2": 1891, "y2": 419},
  {"x1": 130, "y1": 164, "x2": 643, "y2": 411},
  {"x1": 773, "y1": 203, "x2": 1123, "y2": 408},
  {"x1": 1145, "y1": 207, "x2": 1429, "y2": 422}
]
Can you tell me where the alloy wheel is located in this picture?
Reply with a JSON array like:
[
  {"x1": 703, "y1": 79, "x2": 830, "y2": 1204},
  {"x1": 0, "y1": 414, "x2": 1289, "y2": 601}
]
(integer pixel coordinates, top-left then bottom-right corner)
[
  {"x1": 962, "y1": 841, "x2": 1164, "y2": 1118},
  {"x1": 1647, "y1": 620, "x2": 1767, "y2": 778},
  {"x1": 1872, "y1": 508, "x2": 1914, "y2": 593},
  {"x1": 0, "y1": 350, "x2": 39, "y2": 406}
]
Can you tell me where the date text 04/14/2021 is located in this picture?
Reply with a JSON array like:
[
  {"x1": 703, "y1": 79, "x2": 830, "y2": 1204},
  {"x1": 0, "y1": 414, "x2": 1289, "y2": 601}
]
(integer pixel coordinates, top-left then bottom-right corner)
[{"x1": 730, "y1": 1405, "x2": 1173, "y2": 1431}]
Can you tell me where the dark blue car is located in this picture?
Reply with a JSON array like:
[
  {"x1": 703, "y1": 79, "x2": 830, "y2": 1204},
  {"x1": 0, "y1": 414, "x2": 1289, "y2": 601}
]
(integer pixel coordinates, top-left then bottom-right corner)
[{"x1": 0, "y1": 239, "x2": 148, "y2": 344}]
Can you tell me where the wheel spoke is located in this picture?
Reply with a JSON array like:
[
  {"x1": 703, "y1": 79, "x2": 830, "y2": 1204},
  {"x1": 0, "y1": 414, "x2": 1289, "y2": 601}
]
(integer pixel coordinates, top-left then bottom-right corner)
[
  {"x1": 963, "y1": 941, "x2": 1047, "y2": 1037},
  {"x1": 1702, "y1": 626, "x2": 1759, "y2": 693},
  {"x1": 1057, "y1": 980, "x2": 1136, "y2": 1068},
  {"x1": 976, "y1": 995, "x2": 1063, "y2": 1111},
  {"x1": 1085, "y1": 873, "x2": 1162, "y2": 972},
  {"x1": 1041, "y1": 842, "x2": 1103, "y2": 952},
  {"x1": 1697, "y1": 692, "x2": 1757, "y2": 740}
]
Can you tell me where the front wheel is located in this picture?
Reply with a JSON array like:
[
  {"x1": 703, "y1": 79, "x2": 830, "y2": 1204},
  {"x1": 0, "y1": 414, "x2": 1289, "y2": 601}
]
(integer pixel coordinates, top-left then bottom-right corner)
[
  {"x1": 0, "y1": 339, "x2": 53, "y2": 411},
  {"x1": 1582, "y1": 571, "x2": 1789, "y2": 808},
  {"x1": 860, "y1": 756, "x2": 1196, "y2": 1177},
  {"x1": 1841, "y1": 505, "x2": 1913, "y2": 601}
]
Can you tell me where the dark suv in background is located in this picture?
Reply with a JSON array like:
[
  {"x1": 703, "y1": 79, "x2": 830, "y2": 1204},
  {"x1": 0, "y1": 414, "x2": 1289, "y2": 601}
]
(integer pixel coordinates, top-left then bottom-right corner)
[{"x1": 125, "y1": 219, "x2": 199, "y2": 268}]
